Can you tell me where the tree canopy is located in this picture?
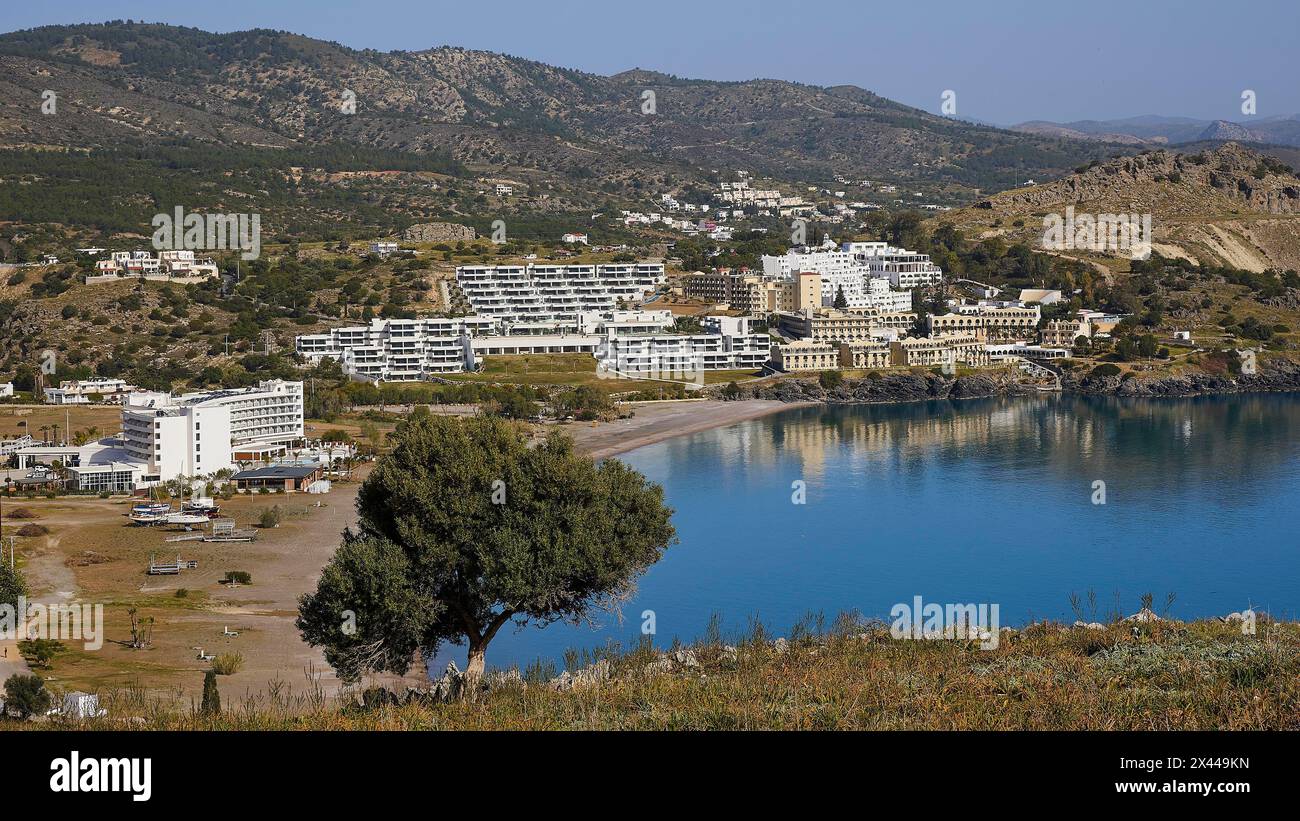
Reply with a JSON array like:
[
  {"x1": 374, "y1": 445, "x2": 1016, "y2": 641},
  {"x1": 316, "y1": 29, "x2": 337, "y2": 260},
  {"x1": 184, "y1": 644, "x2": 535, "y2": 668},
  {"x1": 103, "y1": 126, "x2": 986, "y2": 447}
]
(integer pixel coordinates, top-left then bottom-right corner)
[{"x1": 297, "y1": 412, "x2": 676, "y2": 681}]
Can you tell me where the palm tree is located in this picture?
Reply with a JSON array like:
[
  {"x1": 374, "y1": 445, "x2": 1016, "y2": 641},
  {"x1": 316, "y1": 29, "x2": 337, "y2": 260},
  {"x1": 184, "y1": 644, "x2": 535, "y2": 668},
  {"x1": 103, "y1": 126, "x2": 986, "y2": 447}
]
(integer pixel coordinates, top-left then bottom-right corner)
[{"x1": 38, "y1": 425, "x2": 48, "y2": 444}]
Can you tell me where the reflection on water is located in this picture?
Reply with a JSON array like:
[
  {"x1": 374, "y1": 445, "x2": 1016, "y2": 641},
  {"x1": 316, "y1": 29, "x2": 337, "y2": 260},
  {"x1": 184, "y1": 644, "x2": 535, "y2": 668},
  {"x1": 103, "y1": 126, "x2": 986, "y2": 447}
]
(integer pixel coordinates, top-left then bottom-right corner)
[{"x1": 438, "y1": 393, "x2": 1300, "y2": 674}]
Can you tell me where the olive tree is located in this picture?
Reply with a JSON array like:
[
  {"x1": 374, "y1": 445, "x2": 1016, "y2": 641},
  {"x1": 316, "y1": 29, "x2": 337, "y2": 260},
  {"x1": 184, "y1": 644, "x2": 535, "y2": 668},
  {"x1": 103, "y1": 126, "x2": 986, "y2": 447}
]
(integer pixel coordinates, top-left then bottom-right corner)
[{"x1": 297, "y1": 413, "x2": 676, "y2": 681}]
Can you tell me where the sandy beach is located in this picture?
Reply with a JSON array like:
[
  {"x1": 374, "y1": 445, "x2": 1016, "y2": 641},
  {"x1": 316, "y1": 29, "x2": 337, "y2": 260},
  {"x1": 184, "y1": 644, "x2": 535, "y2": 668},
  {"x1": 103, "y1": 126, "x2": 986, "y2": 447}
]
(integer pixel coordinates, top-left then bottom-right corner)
[{"x1": 567, "y1": 399, "x2": 810, "y2": 460}]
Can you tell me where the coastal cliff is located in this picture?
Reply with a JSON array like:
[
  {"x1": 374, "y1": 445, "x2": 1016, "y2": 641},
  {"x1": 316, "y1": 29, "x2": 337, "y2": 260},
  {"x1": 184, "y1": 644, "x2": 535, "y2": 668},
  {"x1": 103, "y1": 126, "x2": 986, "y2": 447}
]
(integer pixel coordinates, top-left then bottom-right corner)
[
  {"x1": 1065, "y1": 355, "x2": 1300, "y2": 397},
  {"x1": 706, "y1": 356, "x2": 1300, "y2": 404}
]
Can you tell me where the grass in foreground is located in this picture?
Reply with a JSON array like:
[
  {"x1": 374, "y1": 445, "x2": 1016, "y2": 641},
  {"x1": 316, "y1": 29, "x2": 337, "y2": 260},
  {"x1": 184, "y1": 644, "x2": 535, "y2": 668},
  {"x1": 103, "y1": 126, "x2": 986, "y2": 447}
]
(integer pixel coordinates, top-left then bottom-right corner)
[{"x1": 22, "y1": 614, "x2": 1300, "y2": 730}]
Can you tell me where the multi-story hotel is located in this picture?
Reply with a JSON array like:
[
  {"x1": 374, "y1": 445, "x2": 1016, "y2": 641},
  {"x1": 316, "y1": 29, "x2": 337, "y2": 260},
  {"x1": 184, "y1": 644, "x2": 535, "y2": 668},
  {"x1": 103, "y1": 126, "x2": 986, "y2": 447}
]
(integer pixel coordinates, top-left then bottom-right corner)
[
  {"x1": 890, "y1": 334, "x2": 989, "y2": 367},
  {"x1": 1040, "y1": 317, "x2": 1092, "y2": 348},
  {"x1": 772, "y1": 340, "x2": 839, "y2": 372},
  {"x1": 763, "y1": 240, "x2": 938, "y2": 306},
  {"x1": 597, "y1": 316, "x2": 771, "y2": 377},
  {"x1": 838, "y1": 339, "x2": 892, "y2": 369},
  {"x1": 295, "y1": 316, "x2": 498, "y2": 380},
  {"x1": 928, "y1": 305, "x2": 1041, "y2": 341},
  {"x1": 455, "y1": 263, "x2": 665, "y2": 327},
  {"x1": 680, "y1": 271, "x2": 771, "y2": 313},
  {"x1": 120, "y1": 379, "x2": 304, "y2": 481},
  {"x1": 296, "y1": 309, "x2": 763, "y2": 382},
  {"x1": 856, "y1": 246, "x2": 945, "y2": 289},
  {"x1": 776, "y1": 308, "x2": 917, "y2": 343}
]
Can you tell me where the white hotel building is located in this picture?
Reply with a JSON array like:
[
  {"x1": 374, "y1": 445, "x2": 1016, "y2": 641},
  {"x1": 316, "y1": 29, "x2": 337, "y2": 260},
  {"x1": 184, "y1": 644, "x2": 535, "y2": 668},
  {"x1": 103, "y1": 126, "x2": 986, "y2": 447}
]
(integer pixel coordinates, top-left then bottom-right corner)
[
  {"x1": 121, "y1": 380, "x2": 304, "y2": 480},
  {"x1": 761, "y1": 242, "x2": 925, "y2": 310},
  {"x1": 597, "y1": 316, "x2": 771, "y2": 376},
  {"x1": 296, "y1": 310, "x2": 768, "y2": 382},
  {"x1": 455, "y1": 263, "x2": 665, "y2": 328},
  {"x1": 296, "y1": 317, "x2": 497, "y2": 381},
  {"x1": 842, "y1": 241, "x2": 944, "y2": 288}
]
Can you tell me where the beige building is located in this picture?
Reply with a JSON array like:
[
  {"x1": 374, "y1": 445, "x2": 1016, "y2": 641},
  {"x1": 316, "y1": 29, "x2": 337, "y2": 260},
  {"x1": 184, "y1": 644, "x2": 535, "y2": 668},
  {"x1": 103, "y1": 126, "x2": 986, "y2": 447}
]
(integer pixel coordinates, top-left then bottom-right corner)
[
  {"x1": 680, "y1": 270, "x2": 821, "y2": 315},
  {"x1": 928, "y1": 306, "x2": 1040, "y2": 341},
  {"x1": 776, "y1": 308, "x2": 917, "y2": 343},
  {"x1": 890, "y1": 333, "x2": 989, "y2": 367},
  {"x1": 1040, "y1": 317, "x2": 1091, "y2": 348},
  {"x1": 779, "y1": 271, "x2": 822, "y2": 313},
  {"x1": 681, "y1": 271, "x2": 766, "y2": 313},
  {"x1": 773, "y1": 340, "x2": 839, "y2": 371},
  {"x1": 839, "y1": 339, "x2": 891, "y2": 369}
]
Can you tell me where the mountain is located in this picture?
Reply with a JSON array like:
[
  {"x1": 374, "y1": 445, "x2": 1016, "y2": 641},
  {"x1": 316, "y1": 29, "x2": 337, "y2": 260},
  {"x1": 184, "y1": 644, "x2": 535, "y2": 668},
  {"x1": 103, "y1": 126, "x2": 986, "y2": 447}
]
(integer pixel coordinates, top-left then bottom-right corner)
[
  {"x1": 1196, "y1": 120, "x2": 1263, "y2": 142},
  {"x1": 0, "y1": 21, "x2": 1119, "y2": 213},
  {"x1": 1011, "y1": 114, "x2": 1300, "y2": 148},
  {"x1": 1012, "y1": 121, "x2": 1159, "y2": 146},
  {"x1": 944, "y1": 143, "x2": 1300, "y2": 272}
]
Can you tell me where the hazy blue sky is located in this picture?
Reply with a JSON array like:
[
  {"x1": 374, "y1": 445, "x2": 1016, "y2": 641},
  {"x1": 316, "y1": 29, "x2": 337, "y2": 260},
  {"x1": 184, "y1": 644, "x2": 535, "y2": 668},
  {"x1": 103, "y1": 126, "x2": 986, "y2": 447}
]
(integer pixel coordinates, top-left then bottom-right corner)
[{"x1": 8, "y1": 0, "x2": 1298, "y2": 124}]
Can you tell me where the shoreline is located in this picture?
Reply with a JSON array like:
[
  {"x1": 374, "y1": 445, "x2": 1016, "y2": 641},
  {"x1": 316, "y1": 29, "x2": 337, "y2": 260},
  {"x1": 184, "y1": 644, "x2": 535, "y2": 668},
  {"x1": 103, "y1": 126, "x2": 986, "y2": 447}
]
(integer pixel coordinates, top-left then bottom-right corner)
[
  {"x1": 571, "y1": 366, "x2": 1300, "y2": 461},
  {"x1": 568, "y1": 399, "x2": 816, "y2": 460}
]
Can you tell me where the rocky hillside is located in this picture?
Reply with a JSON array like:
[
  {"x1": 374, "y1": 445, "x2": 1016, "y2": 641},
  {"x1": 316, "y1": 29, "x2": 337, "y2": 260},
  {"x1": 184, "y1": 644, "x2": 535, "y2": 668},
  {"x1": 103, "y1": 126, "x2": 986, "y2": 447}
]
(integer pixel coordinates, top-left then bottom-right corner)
[
  {"x1": 0, "y1": 22, "x2": 1117, "y2": 197},
  {"x1": 945, "y1": 143, "x2": 1300, "y2": 272}
]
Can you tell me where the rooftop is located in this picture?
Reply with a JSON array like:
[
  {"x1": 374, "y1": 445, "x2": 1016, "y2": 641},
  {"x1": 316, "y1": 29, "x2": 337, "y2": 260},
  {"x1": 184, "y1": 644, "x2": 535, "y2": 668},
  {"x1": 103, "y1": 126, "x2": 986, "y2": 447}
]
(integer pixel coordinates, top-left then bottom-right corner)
[{"x1": 231, "y1": 465, "x2": 322, "y2": 481}]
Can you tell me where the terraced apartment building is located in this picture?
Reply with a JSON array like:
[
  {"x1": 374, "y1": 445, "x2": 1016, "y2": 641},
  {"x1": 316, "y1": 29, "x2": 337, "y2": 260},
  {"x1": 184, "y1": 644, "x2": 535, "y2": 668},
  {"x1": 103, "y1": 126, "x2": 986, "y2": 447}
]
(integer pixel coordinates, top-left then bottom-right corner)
[
  {"x1": 455, "y1": 262, "x2": 666, "y2": 328},
  {"x1": 295, "y1": 317, "x2": 497, "y2": 380}
]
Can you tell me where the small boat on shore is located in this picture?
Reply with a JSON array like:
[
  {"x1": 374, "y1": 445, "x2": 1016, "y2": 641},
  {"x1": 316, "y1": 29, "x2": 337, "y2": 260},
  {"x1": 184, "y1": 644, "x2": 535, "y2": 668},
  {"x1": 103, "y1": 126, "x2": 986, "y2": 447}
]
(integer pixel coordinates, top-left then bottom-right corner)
[
  {"x1": 182, "y1": 497, "x2": 221, "y2": 518},
  {"x1": 129, "y1": 501, "x2": 172, "y2": 525}
]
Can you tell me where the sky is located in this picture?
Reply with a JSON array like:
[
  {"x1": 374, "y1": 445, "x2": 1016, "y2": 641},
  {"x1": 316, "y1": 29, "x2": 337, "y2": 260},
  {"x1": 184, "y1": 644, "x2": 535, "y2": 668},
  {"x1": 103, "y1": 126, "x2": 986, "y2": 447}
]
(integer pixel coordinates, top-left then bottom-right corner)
[{"x1": 7, "y1": 0, "x2": 1298, "y2": 125}]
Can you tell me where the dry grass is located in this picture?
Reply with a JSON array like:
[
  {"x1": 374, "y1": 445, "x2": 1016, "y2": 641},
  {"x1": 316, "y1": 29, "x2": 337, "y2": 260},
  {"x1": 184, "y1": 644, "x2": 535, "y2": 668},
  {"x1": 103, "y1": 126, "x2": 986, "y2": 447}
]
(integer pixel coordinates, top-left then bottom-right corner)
[{"x1": 24, "y1": 616, "x2": 1300, "y2": 731}]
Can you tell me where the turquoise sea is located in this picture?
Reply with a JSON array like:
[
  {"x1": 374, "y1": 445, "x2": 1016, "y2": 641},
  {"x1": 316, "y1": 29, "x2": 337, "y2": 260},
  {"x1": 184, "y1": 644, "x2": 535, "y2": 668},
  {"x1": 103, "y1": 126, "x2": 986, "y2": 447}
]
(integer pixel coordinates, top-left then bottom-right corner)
[{"x1": 442, "y1": 394, "x2": 1300, "y2": 672}]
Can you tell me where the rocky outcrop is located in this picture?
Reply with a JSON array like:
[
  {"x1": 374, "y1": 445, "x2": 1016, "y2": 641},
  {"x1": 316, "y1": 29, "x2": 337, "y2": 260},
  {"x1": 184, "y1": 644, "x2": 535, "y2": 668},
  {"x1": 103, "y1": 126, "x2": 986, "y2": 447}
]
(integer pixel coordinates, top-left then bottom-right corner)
[
  {"x1": 986, "y1": 143, "x2": 1300, "y2": 216},
  {"x1": 401, "y1": 222, "x2": 476, "y2": 243},
  {"x1": 712, "y1": 356, "x2": 1300, "y2": 408},
  {"x1": 1067, "y1": 356, "x2": 1300, "y2": 397},
  {"x1": 707, "y1": 369, "x2": 1032, "y2": 404}
]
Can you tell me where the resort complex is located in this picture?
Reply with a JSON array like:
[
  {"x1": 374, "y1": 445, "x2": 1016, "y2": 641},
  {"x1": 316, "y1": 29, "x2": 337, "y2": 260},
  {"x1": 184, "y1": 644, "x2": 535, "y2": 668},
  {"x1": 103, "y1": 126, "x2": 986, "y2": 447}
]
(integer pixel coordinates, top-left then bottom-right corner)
[{"x1": 292, "y1": 243, "x2": 1092, "y2": 382}]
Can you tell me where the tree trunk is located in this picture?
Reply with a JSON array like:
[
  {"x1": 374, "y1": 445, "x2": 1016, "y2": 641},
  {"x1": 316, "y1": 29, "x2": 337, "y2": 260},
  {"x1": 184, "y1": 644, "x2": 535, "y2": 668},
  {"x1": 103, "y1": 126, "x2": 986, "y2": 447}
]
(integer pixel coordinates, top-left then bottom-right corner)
[{"x1": 465, "y1": 642, "x2": 486, "y2": 681}]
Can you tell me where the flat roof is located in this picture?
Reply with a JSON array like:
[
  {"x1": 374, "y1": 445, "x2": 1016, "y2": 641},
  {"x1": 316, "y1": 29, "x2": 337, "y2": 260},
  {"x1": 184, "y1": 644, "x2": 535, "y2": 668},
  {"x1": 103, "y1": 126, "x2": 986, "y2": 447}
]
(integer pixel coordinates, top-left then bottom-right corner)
[{"x1": 231, "y1": 465, "x2": 322, "y2": 480}]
